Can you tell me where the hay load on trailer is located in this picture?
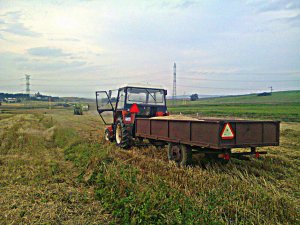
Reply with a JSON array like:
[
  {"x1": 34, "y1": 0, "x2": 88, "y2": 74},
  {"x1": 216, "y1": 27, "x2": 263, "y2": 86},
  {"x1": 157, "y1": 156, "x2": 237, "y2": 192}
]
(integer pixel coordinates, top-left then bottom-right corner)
[{"x1": 96, "y1": 85, "x2": 280, "y2": 166}]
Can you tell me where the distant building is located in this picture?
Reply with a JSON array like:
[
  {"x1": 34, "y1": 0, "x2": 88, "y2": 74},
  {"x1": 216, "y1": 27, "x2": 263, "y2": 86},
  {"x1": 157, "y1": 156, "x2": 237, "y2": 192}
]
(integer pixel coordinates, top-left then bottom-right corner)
[
  {"x1": 190, "y1": 94, "x2": 199, "y2": 101},
  {"x1": 34, "y1": 92, "x2": 50, "y2": 101},
  {"x1": 33, "y1": 92, "x2": 59, "y2": 101},
  {"x1": 0, "y1": 93, "x2": 29, "y2": 100},
  {"x1": 4, "y1": 98, "x2": 17, "y2": 103},
  {"x1": 0, "y1": 92, "x2": 59, "y2": 102}
]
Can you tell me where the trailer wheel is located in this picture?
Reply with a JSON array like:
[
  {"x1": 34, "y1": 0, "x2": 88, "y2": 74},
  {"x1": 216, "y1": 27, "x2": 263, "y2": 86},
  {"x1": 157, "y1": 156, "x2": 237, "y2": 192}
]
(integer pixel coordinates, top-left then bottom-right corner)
[
  {"x1": 115, "y1": 118, "x2": 131, "y2": 149},
  {"x1": 168, "y1": 143, "x2": 192, "y2": 166}
]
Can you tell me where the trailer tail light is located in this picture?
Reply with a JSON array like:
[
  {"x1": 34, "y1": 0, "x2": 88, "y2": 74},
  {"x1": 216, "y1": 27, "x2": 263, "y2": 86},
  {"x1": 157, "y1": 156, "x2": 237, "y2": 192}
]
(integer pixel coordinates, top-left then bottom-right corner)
[
  {"x1": 217, "y1": 153, "x2": 230, "y2": 160},
  {"x1": 224, "y1": 153, "x2": 230, "y2": 160},
  {"x1": 130, "y1": 103, "x2": 140, "y2": 113},
  {"x1": 156, "y1": 111, "x2": 164, "y2": 116}
]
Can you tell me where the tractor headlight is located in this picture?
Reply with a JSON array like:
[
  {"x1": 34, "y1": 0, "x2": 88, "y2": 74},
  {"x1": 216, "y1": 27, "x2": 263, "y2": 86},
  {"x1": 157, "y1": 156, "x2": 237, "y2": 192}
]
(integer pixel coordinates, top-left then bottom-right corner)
[{"x1": 125, "y1": 117, "x2": 131, "y2": 122}]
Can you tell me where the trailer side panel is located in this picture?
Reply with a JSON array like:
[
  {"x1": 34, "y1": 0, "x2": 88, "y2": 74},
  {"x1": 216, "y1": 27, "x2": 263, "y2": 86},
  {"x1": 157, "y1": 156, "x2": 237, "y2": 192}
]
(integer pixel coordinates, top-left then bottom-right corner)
[
  {"x1": 135, "y1": 118, "x2": 280, "y2": 149},
  {"x1": 219, "y1": 121, "x2": 280, "y2": 148}
]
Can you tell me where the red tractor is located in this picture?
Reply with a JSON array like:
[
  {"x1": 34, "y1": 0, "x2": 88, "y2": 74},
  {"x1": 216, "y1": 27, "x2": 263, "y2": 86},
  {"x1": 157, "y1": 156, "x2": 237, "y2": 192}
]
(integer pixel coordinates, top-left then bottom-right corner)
[
  {"x1": 96, "y1": 85, "x2": 280, "y2": 166},
  {"x1": 96, "y1": 85, "x2": 169, "y2": 149}
]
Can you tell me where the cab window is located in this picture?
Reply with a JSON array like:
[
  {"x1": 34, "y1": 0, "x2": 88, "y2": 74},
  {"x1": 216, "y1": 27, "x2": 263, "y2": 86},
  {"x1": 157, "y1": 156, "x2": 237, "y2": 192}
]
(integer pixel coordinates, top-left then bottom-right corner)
[{"x1": 117, "y1": 89, "x2": 126, "y2": 109}]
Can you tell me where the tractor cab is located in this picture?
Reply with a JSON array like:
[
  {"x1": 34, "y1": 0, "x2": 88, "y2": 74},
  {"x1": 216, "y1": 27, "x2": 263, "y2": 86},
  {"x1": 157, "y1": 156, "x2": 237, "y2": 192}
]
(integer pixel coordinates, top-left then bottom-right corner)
[{"x1": 96, "y1": 85, "x2": 168, "y2": 148}]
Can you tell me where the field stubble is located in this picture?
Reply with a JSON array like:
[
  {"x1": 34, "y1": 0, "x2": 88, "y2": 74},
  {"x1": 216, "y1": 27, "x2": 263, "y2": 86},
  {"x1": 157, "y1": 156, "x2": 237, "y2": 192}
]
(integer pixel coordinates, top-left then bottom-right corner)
[
  {"x1": 0, "y1": 112, "x2": 112, "y2": 224},
  {"x1": 0, "y1": 108, "x2": 299, "y2": 224}
]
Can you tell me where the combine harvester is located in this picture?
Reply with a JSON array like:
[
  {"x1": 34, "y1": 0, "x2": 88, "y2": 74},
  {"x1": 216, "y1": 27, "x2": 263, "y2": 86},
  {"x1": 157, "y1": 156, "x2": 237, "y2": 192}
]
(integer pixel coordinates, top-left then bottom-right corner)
[
  {"x1": 73, "y1": 103, "x2": 83, "y2": 115},
  {"x1": 96, "y1": 85, "x2": 280, "y2": 166},
  {"x1": 73, "y1": 103, "x2": 89, "y2": 115}
]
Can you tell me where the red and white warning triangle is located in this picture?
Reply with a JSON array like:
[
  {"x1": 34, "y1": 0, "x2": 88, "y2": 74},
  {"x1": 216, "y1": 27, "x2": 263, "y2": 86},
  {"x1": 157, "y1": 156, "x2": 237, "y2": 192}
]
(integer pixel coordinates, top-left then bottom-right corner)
[{"x1": 221, "y1": 123, "x2": 235, "y2": 140}]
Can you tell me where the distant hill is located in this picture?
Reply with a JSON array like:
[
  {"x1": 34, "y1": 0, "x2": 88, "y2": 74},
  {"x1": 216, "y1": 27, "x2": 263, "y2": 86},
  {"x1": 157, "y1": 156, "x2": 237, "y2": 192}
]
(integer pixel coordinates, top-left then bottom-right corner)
[
  {"x1": 60, "y1": 97, "x2": 94, "y2": 103},
  {"x1": 167, "y1": 94, "x2": 220, "y2": 100},
  {"x1": 195, "y1": 90, "x2": 300, "y2": 104},
  {"x1": 168, "y1": 90, "x2": 300, "y2": 122}
]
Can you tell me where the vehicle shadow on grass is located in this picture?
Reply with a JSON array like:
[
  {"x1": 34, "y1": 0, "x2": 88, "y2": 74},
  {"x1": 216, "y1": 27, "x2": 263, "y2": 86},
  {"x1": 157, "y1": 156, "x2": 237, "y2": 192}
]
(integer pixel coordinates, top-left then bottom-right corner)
[
  {"x1": 191, "y1": 153, "x2": 251, "y2": 169},
  {"x1": 190, "y1": 151, "x2": 296, "y2": 186},
  {"x1": 120, "y1": 142, "x2": 295, "y2": 185}
]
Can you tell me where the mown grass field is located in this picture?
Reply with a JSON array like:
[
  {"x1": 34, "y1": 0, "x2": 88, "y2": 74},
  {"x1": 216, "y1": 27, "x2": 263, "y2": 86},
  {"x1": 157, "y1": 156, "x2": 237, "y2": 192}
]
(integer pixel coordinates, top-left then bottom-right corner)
[
  {"x1": 168, "y1": 90, "x2": 300, "y2": 122},
  {"x1": 0, "y1": 93, "x2": 299, "y2": 224}
]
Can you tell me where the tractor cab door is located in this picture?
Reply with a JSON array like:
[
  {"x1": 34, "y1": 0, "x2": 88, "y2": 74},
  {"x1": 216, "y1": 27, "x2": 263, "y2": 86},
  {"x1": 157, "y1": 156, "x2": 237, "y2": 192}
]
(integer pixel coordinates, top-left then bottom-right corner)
[{"x1": 96, "y1": 91, "x2": 114, "y2": 125}]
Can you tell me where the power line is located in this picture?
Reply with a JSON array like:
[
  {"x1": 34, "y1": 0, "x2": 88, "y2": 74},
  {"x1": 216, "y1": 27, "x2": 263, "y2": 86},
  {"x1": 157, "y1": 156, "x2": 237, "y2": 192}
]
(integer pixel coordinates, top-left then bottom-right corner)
[
  {"x1": 28, "y1": 75, "x2": 300, "y2": 83},
  {"x1": 22, "y1": 72, "x2": 300, "y2": 83},
  {"x1": 17, "y1": 70, "x2": 171, "y2": 82},
  {"x1": 0, "y1": 79, "x2": 22, "y2": 81},
  {"x1": 177, "y1": 77, "x2": 300, "y2": 82},
  {"x1": 1, "y1": 72, "x2": 298, "y2": 95},
  {"x1": 32, "y1": 77, "x2": 137, "y2": 82},
  {"x1": 182, "y1": 71, "x2": 300, "y2": 75},
  {"x1": 176, "y1": 84, "x2": 266, "y2": 91}
]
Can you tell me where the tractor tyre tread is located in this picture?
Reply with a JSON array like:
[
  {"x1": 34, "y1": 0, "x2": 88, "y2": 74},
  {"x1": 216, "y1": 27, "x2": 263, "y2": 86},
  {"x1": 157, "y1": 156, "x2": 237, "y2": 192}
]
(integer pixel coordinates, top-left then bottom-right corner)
[
  {"x1": 105, "y1": 129, "x2": 114, "y2": 142},
  {"x1": 116, "y1": 118, "x2": 131, "y2": 149}
]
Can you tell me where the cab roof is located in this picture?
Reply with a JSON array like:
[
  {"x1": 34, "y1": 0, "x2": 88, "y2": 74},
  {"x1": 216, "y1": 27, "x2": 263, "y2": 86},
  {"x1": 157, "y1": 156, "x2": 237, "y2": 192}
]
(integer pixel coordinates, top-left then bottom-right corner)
[{"x1": 119, "y1": 83, "x2": 165, "y2": 90}]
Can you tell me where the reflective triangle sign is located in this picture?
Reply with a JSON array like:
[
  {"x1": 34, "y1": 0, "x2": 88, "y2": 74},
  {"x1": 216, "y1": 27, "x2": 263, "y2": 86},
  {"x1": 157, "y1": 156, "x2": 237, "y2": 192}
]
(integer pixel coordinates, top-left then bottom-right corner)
[
  {"x1": 130, "y1": 103, "x2": 140, "y2": 113},
  {"x1": 221, "y1": 123, "x2": 235, "y2": 140}
]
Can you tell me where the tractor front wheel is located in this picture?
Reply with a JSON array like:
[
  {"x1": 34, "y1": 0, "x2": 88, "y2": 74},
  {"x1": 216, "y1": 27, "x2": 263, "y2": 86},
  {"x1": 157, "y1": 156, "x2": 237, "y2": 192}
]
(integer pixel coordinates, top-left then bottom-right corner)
[
  {"x1": 115, "y1": 118, "x2": 131, "y2": 149},
  {"x1": 168, "y1": 143, "x2": 192, "y2": 166},
  {"x1": 104, "y1": 129, "x2": 113, "y2": 142}
]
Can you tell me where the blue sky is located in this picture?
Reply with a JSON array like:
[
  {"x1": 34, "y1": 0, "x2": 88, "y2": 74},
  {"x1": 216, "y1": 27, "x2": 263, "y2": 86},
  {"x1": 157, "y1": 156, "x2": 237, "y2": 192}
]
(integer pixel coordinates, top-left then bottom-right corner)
[{"x1": 0, "y1": 0, "x2": 299, "y2": 97}]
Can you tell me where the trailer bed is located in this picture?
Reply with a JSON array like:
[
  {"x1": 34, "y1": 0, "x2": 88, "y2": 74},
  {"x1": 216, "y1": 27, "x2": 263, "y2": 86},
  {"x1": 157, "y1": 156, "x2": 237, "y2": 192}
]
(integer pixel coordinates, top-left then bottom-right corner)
[{"x1": 135, "y1": 117, "x2": 280, "y2": 149}]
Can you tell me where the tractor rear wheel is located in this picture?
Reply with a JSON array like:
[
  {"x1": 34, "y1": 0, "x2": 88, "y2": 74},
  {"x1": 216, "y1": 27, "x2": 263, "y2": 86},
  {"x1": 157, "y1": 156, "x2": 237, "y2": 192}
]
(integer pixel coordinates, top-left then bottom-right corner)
[
  {"x1": 168, "y1": 143, "x2": 192, "y2": 166},
  {"x1": 115, "y1": 118, "x2": 131, "y2": 149}
]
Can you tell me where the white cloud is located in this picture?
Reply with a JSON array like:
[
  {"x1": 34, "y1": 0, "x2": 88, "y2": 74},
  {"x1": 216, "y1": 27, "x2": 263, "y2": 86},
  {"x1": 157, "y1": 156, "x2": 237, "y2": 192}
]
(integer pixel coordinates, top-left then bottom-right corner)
[
  {"x1": 27, "y1": 47, "x2": 70, "y2": 57},
  {"x1": 0, "y1": 1, "x2": 299, "y2": 97}
]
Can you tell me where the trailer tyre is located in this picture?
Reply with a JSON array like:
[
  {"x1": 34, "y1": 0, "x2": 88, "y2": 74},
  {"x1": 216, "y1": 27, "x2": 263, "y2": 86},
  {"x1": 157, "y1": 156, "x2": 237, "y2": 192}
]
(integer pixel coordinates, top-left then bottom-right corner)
[
  {"x1": 168, "y1": 143, "x2": 192, "y2": 166},
  {"x1": 115, "y1": 118, "x2": 131, "y2": 149}
]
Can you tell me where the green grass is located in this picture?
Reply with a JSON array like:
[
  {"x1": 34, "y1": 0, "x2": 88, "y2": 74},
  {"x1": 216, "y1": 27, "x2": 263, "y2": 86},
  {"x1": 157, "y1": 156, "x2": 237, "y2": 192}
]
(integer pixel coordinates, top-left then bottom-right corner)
[
  {"x1": 169, "y1": 90, "x2": 300, "y2": 105},
  {"x1": 62, "y1": 122, "x2": 299, "y2": 224},
  {"x1": 168, "y1": 90, "x2": 300, "y2": 121}
]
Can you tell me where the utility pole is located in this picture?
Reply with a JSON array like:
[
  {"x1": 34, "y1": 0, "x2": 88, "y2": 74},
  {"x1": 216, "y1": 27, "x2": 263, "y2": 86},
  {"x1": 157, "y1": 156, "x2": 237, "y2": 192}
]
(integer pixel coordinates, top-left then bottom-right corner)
[
  {"x1": 48, "y1": 97, "x2": 52, "y2": 109},
  {"x1": 183, "y1": 91, "x2": 186, "y2": 105},
  {"x1": 24, "y1": 74, "x2": 31, "y2": 108},
  {"x1": 172, "y1": 62, "x2": 176, "y2": 105},
  {"x1": 25, "y1": 74, "x2": 30, "y2": 97}
]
